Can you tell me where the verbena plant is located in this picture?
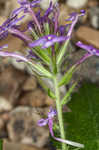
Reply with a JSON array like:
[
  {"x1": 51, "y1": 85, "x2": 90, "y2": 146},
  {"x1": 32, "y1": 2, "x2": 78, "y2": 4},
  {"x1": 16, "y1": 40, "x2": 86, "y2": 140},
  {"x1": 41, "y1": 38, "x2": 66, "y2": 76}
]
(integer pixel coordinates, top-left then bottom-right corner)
[{"x1": 0, "y1": 0, "x2": 99, "y2": 149}]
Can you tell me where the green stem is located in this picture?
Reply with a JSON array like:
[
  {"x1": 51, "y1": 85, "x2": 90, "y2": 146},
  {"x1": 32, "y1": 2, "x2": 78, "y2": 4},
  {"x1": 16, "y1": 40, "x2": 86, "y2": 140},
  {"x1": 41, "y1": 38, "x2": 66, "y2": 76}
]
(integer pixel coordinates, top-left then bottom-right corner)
[{"x1": 53, "y1": 76, "x2": 68, "y2": 150}]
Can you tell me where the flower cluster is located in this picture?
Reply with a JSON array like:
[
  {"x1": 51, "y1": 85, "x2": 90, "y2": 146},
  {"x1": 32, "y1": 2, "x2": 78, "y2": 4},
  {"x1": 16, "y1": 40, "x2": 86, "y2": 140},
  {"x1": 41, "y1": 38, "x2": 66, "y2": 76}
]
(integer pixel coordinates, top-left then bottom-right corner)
[
  {"x1": 0, "y1": 0, "x2": 99, "y2": 149},
  {"x1": 38, "y1": 107, "x2": 84, "y2": 148}
]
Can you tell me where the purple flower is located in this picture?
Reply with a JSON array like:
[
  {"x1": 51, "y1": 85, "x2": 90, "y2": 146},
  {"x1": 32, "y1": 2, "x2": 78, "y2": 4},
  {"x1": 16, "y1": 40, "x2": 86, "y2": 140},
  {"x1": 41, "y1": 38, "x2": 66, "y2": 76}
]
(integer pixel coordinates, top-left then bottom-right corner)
[
  {"x1": 11, "y1": 0, "x2": 41, "y2": 33},
  {"x1": 11, "y1": 0, "x2": 40, "y2": 16},
  {"x1": 0, "y1": 45, "x2": 8, "y2": 50},
  {"x1": 58, "y1": 25, "x2": 69, "y2": 35},
  {"x1": 67, "y1": 10, "x2": 85, "y2": 37},
  {"x1": 0, "y1": 15, "x2": 25, "y2": 39},
  {"x1": 76, "y1": 41, "x2": 99, "y2": 56},
  {"x1": 0, "y1": 44, "x2": 28, "y2": 62},
  {"x1": 38, "y1": 107, "x2": 84, "y2": 148},
  {"x1": 43, "y1": 2, "x2": 53, "y2": 19},
  {"x1": 29, "y1": 35, "x2": 69, "y2": 49}
]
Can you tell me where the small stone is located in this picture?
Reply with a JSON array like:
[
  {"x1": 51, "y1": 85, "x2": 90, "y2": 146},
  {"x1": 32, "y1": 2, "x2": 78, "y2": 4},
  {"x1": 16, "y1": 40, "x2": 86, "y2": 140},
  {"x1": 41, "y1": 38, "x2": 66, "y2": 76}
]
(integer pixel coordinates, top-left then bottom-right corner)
[
  {"x1": 19, "y1": 89, "x2": 46, "y2": 107},
  {"x1": 0, "y1": 97, "x2": 12, "y2": 112},
  {"x1": 0, "y1": 118, "x2": 4, "y2": 130},
  {"x1": 22, "y1": 76, "x2": 37, "y2": 91},
  {"x1": 76, "y1": 26, "x2": 99, "y2": 49},
  {"x1": 45, "y1": 95, "x2": 54, "y2": 106},
  {"x1": 3, "y1": 140, "x2": 48, "y2": 150},
  {"x1": 7, "y1": 107, "x2": 49, "y2": 147},
  {"x1": 89, "y1": 6, "x2": 99, "y2": 29},
  {"x1": 95, "y1": 63, "x2": 99, "y2": 75},
  {"x1": 88, "y1": 0, "x2": 98, "y2": 8},
  {"x1": 0, "y1": 66, "x2": 27, "y2": 104},
  {"x1": 66, "y1": 0, "x2": 88, "y2": 9}
]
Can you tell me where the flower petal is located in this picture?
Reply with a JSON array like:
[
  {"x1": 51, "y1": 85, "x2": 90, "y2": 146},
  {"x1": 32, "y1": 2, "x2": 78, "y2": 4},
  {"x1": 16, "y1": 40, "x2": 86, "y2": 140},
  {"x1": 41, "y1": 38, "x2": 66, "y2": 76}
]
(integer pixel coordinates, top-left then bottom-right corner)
[{"x1": 76, "y1": 41, "x2": 99, "y2": 56}]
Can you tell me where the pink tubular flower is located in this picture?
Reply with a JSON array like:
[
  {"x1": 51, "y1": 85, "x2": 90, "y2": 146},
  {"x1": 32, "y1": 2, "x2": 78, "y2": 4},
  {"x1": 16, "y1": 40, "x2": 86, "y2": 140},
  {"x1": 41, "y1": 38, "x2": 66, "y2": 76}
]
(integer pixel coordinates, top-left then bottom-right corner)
[{"x1": 38, "y1": 107, "x2": 84, "y2": 148}]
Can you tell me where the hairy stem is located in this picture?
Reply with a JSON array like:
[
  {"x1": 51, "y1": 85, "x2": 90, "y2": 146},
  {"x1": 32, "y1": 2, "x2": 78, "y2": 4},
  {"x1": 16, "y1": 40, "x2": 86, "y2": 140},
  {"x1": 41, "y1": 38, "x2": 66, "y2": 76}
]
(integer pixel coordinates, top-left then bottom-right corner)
[{"x1": 53, "y1": 76, "x2": 68, "y2": 150}]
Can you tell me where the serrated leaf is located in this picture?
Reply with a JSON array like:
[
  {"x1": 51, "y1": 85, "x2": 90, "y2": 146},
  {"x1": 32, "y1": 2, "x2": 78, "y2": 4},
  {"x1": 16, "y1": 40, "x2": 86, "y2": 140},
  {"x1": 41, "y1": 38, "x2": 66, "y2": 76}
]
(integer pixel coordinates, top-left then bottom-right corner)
[
  {"x1": 48, "y1": 88, "x2": 56, "y2": 99},
  {"x1": 57, "y1": 39, "x2": 69, "y2": 66},
  {"x1": 64, "y1": 82, "x2": 99, "y2": 150},
  {"x1": 61, "y1": 82, "x2": 77, "y2": 106},
  {"x1": 28, "y1": 62, "x2": 52, "y2": 78},
  {"x1": 58, "y1": 65, "x2": 76, "y2": 87}
]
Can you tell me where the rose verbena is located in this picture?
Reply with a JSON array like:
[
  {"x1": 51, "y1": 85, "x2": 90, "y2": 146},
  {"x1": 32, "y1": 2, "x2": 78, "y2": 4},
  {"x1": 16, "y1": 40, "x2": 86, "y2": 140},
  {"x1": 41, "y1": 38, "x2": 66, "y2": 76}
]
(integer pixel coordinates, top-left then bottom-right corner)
[{"x1": 0, "y1": 0, "x2": 98, "y2": 150}]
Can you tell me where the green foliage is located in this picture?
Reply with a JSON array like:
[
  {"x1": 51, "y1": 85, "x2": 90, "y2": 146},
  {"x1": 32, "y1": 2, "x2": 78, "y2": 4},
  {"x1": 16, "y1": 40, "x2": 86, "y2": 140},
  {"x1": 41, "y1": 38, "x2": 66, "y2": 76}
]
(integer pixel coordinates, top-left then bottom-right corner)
[
  {"x1": 0, "y1": 140, "x2": 3, "y2": 150},
  {"x1": 58, "y1": 65, "x2": 76, "y2": 87},
  {"x1": 57, "y1": 39, "x2": 69, "y2": 67},
  {"x1": 33, "y1": 47, "x2": 51, "y2": 65},
  {"x1": 61, "y1": 82, "x2": 77, "y2": 106},
  {"x1": 44, "y1": 22, "x2": 50, "y2": 35},
  {"x1": 63, "y1": 82, "x2": 99, "y2": 150},
  {"x1": 48, "y1": 88, "x2": 56, "y2": 99},
  {"x1": 28, "y1": 62, "x2": 52, "y2": 78}
]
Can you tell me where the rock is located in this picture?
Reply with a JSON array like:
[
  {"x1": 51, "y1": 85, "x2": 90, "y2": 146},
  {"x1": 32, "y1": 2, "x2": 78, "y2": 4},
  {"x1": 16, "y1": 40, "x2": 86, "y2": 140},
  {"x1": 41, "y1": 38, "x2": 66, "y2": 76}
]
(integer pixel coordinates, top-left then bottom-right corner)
[
  {"x1": 88, "y1": 0, "x2": 98, "y2": 8},
  {"x1": 75, "y1": 26, "x2": 99, "y2": 49},
  {"x1": 0, "y1": 66, "x2": 27, "y2": 104},
  {"x1": 0, "y1": 0, "x2": 12, "y2": 16},
  {"x1": 89, "y1": 6, "x2": 99, "y2": 29},
  {"x1": 7, "y1": 107, "x2": 49, "y2": 147},
  {"x1": 22, "y1": 76, "x2": 37, "y2": 91},
  {"x1": 66, "y1": 0, "x2": 88, "y2": 9},
  {"x1": 0, "y1": 118, "x2": 4, "y2": 130},
  {"x1": 45, "y1": 95, "x2": 54, "y2": 106},
  {"x1": 0, "y1": 97, "x2": 12, "y2": 112},
  {"x1": 40, "y1": 0, "x2": 57, "y2": 10},
  {"x1": 19, "y1": 89, "x2": 46, "y2": 107},
  {"x1": 68, "y1": 49, "x2": 99, "y2": 83},
  {"x1": 3, "y1": 140, "x2": 49, "y2": 150}
]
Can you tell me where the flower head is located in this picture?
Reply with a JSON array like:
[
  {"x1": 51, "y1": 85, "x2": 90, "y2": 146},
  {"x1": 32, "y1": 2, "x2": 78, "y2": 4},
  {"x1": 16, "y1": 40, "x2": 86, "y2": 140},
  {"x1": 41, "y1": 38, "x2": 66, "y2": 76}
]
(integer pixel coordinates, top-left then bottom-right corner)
[
  {"x1": 67, "y1": 10, "x2": 85, "y2": 37},
  {"x1": 0, "y1": 15, "x2": 25, "y2": 39},
  {"x1": 29, "y1": 34, "x2": 69, "y2": 49},
  {"x1": 76, "y1": 41, "x2": 99, "y2": 56},
  {"x1": 38, "y1": 107, "x2": 84, "y2": 148},
  {"x1": 11, "y1": 0, "x2": 40, "y2": 16}
]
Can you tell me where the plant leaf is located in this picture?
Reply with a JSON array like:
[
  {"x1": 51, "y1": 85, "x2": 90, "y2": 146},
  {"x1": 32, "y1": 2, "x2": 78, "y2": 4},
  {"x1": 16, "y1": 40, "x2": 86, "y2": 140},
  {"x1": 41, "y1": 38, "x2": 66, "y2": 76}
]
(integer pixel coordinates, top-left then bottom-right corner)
[
  {"x1": 28, "y1": 62, "x2": 52, "y2": 78},
  {"x1": 61, "y1": 82, "x2": 77, "y2": 106},
  {"x1": 48, "y1": 88, "x2": 56, "y2": 99},
  {"x1": 64, "y1": 82, "x2": 99, "y2": 150},
  {"x1": 34, "y1": 47, "x2": 51, "y2": 65},
  {"x1": 57, "y1": 39, "x2": 69, "y2": 66},
  {"x1": 58, "y1": 65, "x2": 76, "y2": 87},
  {"x1": 37, "y1": 77, "x2": 56, "y2": 99},
  {"x1": 44, "y1": 22, "x2": 50, "y2": 35}
]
